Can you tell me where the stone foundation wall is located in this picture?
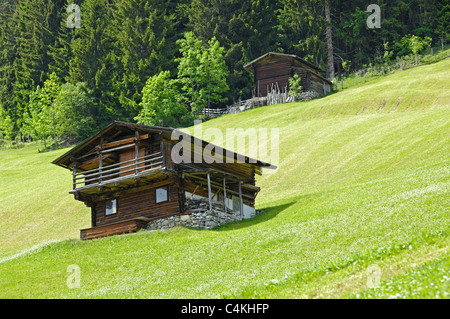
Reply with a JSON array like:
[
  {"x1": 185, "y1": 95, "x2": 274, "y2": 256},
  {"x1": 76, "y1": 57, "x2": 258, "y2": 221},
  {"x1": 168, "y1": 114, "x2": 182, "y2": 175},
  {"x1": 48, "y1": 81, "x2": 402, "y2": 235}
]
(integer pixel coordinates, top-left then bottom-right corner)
[
  {"x1": 146, "y1": 198, "x2": 242, "y2": 231},
  {"x1": 295, "y1": 90, "x2": 321, "y2": 101}
]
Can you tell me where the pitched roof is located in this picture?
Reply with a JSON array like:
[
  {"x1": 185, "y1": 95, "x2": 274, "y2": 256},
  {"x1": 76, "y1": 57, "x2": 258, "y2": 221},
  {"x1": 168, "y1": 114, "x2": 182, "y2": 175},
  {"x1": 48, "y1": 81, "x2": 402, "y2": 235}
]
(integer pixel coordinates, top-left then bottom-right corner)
[
  {"x1": 244, "y1": 52, "x2": 325, "y2": 73},
  {"x1": 52, "y1": 121, "x2": 276, "y2": 170}
]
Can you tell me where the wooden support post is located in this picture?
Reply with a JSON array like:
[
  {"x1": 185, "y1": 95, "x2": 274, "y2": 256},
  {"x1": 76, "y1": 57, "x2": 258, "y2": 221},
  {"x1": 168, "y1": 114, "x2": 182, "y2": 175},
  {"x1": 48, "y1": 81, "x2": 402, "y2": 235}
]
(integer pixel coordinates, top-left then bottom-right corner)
[
  {"x1": 207, "y1": 173, "x2": 212, "y2": 212},
  {"x1": 223, "y1": 176, "x2": 226, "y2": 212},
  {"x1": 72, "y1": 160, "x2": 77, "y2": 190},
  {"x1": 212, "y1": 188, "x2": 220, "y2": 201},
  {"x1": 238, "y1": 180, "x2": 243, "y2": 219},
  {"x1": 135, "y1": 130, "x2": 139, "y2": 175},
  {"x1": 190, "y1": 185, "x2": 199, "y2": 200},
  {"x1": 160, "y1": 133, "x2": 167, "y2": 168},
  {"x1": 71, "y1": 156, "x2": 77, "y2": 190},
  {"x1": 91, "y1": 206, "x2": 96, "y2": 228},
  {"x1": 98, "y1": 137, "x2": 103, "y2": 184}
]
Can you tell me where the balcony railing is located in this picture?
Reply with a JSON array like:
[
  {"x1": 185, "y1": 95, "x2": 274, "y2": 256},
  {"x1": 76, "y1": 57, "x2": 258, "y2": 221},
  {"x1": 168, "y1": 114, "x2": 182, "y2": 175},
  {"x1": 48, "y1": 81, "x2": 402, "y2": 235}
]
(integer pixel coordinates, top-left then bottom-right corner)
[{"x1": 72, "y1": 152, "x2": 163, "y2": 191}]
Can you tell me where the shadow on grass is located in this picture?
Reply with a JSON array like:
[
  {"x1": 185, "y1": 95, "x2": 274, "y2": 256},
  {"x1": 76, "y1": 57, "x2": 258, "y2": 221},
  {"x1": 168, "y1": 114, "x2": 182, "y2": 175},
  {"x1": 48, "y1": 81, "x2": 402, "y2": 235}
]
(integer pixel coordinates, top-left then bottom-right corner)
[{"x1": 214, "y1": 201, "x2": 297, "y2": 231}]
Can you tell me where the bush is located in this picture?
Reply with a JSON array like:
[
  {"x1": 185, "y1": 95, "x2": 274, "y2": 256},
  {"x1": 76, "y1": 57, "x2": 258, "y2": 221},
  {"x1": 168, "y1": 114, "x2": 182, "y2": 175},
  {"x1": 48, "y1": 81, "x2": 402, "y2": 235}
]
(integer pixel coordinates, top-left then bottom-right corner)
[{"x1": 135, "y1": 71, "x2": 192, "y2": 128}]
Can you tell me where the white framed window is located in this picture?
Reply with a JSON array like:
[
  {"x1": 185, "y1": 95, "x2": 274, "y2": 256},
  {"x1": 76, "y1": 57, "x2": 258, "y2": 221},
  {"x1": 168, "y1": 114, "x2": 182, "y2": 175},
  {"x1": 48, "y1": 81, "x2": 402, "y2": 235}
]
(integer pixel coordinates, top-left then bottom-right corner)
[
  {"x1": 155, "y1": 186, "x2": 168, "y2": 204},
  {"x1": 105, "y1": 199, "x2": 117, "y2": 216}
]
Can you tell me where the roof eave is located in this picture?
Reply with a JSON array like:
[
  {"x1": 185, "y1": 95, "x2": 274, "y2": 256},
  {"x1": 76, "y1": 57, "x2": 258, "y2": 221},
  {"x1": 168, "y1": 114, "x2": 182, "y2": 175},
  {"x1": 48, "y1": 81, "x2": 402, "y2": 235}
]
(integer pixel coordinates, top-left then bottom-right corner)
[
  {"x1": 52, "y1": 122, "x2": 276, "y2": 170},
  {"x1": 244, "y1": 52, "x2": 327, "y2": 74}
]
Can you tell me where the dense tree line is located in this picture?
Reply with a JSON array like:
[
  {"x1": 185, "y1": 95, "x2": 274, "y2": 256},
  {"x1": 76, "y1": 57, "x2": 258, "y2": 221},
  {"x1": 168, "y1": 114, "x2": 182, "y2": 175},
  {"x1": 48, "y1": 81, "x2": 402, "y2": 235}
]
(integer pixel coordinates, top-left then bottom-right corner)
[{"x1": 0, "y1": 0, "x2": 448, "y2": 143}]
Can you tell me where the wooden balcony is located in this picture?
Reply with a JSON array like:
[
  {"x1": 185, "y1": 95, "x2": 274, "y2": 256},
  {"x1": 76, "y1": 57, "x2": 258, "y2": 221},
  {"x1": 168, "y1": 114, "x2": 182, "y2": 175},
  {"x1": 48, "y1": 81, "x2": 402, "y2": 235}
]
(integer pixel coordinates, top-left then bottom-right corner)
[{"x1": 70, "y1": 152, "x2": 164, "y2": 195}]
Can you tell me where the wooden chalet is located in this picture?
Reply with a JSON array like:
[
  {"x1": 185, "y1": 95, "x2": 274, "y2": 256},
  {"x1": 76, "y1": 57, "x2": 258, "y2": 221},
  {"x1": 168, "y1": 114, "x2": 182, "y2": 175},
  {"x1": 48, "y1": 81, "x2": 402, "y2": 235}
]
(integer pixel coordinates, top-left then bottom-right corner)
[
  {"x1": 53, "y1": 121, "x2": 275, "y2": 240},
  {"x1": 244, "y1": 52, "x2": 332, "y2": 97}
]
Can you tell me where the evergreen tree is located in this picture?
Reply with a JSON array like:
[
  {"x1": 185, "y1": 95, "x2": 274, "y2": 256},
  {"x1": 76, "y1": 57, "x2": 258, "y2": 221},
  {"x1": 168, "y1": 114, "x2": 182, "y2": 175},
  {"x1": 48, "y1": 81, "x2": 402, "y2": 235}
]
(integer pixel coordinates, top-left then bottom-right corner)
[
  {"x1": 0, "y1": 0, "x2": 18, "y2": 131},
  {"x1": 11, "y1": 0, "x2": 65, "y2": 132},
  {"x1": 279, "y1": 0, "x2": 337, "y2": 78},
  {"x1": 109, "y1": 0, "x2": 180, "y2": 119},
  {"x1": 64, "y1": 0, "x2": 118, "y2": 129},
  {"x1": 436, "y1": 0, "x2": 450, "y2": 49},
  {"x1": 48, "y1": 0, "x2": 80, "y2": 81}
]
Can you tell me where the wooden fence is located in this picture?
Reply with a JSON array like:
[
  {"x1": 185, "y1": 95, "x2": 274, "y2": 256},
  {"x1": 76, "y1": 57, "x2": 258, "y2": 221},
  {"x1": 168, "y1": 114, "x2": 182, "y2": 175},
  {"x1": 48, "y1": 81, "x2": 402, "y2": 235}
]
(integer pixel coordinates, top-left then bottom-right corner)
[{"x1": 197, "y1": 81, "x2": 295, "y2": 118}]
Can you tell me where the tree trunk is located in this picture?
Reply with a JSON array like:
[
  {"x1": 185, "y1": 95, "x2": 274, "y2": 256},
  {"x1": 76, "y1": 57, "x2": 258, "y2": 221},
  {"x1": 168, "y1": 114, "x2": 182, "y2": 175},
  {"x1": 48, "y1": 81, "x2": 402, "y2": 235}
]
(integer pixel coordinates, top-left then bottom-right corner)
[{"x1": 324, "y1": 0, "x2": 335, "y2": 80}]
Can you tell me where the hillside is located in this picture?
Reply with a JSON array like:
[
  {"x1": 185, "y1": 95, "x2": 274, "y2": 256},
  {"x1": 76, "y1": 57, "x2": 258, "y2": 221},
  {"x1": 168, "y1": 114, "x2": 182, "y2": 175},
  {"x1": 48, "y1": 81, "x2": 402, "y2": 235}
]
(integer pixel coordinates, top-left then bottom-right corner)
[{"x1": 0, "y1": 59, "x2": 449, "y2": 298}]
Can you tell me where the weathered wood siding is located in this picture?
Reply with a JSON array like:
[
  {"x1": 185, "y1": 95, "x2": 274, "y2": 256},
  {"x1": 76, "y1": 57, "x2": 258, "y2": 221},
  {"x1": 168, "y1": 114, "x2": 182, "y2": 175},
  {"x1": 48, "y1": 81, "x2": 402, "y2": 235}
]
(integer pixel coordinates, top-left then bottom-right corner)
[
  {"x1": 81, "y1": 219, "x2": 148, "y2": 240},
  {"x1": 119, "y1": 144, "x2": 146, "y2": 176},
  {"x1": 253, "y1": 56, "x2": 292, "y2": 97},
  {"x1": 292, "y1": 67, "x2": 311, "y2": 92},
  {"x1": 250, "y1": 54, "x2": 331, "y2": 97},
  {"x1": 309, "y1": 72, "x2": 331, "y2": 95},
  {"x1": 93, "y1": 182, "x2": 180, "y2": 227}
]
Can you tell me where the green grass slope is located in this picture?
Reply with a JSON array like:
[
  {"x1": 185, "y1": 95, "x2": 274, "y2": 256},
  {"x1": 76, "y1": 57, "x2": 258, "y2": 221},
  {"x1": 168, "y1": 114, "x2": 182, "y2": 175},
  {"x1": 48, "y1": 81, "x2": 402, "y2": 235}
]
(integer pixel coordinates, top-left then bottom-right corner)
[
  {"x1": 0, "y1": 145, "x2": 90, "y2": 255},
  {"x1": 0, "y1": 58, "x2": 448, "y2": 298}
]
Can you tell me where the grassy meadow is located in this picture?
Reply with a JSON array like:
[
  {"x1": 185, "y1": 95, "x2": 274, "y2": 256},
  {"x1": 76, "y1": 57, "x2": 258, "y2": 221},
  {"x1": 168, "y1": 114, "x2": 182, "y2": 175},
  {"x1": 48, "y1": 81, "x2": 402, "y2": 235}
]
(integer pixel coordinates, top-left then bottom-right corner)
[{"x1": 0, "y1": 58, "x2": 448, "y2": 298}]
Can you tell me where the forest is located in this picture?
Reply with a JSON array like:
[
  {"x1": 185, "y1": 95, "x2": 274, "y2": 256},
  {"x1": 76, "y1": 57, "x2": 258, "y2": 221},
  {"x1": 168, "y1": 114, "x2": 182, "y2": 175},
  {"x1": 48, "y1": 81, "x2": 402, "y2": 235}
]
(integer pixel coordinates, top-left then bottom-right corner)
[{"x1": 0, "y1": 0, "x2": 449, "y2": 146}]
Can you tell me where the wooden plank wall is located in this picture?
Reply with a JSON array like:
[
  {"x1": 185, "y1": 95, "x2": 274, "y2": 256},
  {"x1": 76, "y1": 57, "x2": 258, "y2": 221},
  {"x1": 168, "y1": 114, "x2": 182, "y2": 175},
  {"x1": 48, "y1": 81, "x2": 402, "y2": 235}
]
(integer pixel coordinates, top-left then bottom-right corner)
[
  {"x1": 253, "y1": 57, "x2": 292, "y2": 97},
  {"x1": 80, "y1": 219, "x2": 148, "y2": 240},
  {"x1": 292, "y1": 67, "x2": 311, "y2": 92},
  {"x1": 146, "y1": 133, "x2": 162, "y2": 156},
  {"x1": 119, "y1": 146, "x2": 146, "y2": 176},
  {"x1": 252, "y1": 56, "x2": 329, "y2": 97},
  {"x1": 309, "y1": 73, "x2": 328, "y2": 95},
  {"x1": 93, "y1": 182, "x2": 180, "y2": 227}
]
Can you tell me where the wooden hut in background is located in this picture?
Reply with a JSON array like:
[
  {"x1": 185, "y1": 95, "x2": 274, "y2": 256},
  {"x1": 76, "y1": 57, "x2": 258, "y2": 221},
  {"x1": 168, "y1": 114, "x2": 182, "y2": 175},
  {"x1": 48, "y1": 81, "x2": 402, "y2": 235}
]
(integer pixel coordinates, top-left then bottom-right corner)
[{"x1": 244, "y1": 52, "x2": 332, "y2": 97}]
